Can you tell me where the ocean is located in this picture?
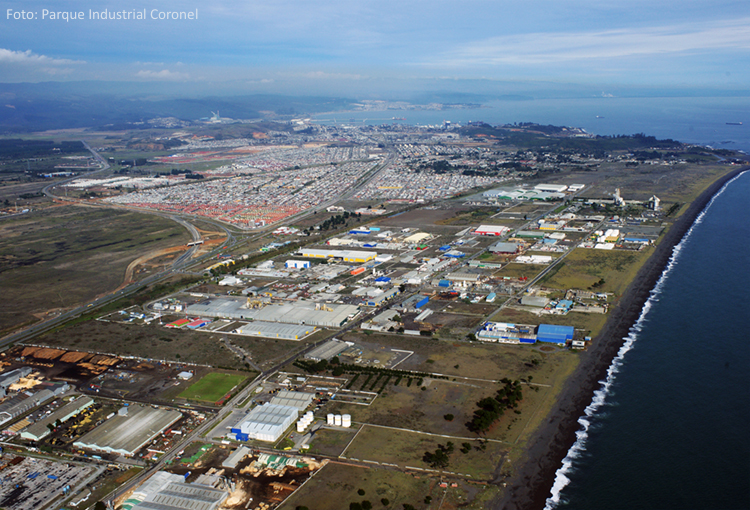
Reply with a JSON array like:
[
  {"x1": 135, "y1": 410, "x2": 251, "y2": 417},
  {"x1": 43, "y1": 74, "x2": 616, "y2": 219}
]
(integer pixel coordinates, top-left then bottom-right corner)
[{"x1": 319, "y1": 95, "x2": 750, "y2": 509}]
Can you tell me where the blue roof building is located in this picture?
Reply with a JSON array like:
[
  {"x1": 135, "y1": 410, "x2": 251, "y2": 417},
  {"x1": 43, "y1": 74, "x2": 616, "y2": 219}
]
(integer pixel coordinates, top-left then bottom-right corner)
[{"x1": 536, "y1": 324, "x2": 574, "y2": 344}]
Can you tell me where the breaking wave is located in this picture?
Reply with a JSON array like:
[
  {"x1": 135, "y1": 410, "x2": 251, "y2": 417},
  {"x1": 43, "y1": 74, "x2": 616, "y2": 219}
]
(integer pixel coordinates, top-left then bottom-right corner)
[{"x1": 543, "y1": 170, "x2": 746, "y2": 509}]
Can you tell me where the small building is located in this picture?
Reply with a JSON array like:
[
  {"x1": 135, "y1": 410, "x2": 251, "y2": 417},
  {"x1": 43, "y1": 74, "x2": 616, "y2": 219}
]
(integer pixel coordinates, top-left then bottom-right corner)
[
  {"x1": 270, "y1": 390, "x2": 315, "y2": 410},
  {"x1": 177, "y1": 371, "x2": 194, "y2": 381},
  {"x1": 521, "y1": 295, "x2": 550, "y2": 308},
  {"x1": 285, "y1": 260, "x2": 311, "y2": 269},
  {"x1": 366, "y1": 287, "x2": 400, "y2": 306},
  {"x1": 534, "y1": 183, "x2": 568, "y2": 193},
  {"x1": 219, "y1": 276, "x2": 243, "y2": 286}
]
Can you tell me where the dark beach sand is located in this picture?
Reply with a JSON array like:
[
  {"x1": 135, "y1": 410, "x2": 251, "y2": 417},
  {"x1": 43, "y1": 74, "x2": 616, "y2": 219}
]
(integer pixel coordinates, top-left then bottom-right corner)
[{"x1": 491, "y1": 163, "x2": 749, "y2": 510}]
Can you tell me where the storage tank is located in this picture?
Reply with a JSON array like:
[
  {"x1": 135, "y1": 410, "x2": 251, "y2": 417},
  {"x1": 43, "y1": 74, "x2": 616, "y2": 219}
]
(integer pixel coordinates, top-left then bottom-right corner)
[
  {"x1": 297, "y1": 422, "x2": 306, "y2": 433},
  {"x1": 334, "y1": 415, "x2": 342, "y2": 426},
  {"x1": 342, "y1": 414, "x2": 351, "y2": 428},
  {"x1": 305, "y1": 411, "x2": 314, "y2": 420},
  {"x1": 327, "y1": 413, "x2": 335, "y2": 425}
]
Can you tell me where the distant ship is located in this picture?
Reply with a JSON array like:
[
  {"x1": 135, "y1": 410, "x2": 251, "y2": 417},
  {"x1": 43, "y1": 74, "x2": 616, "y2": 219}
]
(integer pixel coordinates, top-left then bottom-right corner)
[
  {"x1": 726, "y1": 122, "x2": 743, "y2": 125},
  {"x1": 596, "y1": 116, "x2": 605, "y2": 119},
  {"x1": 392, "y1": 117, "x2": 406, "y2": 121}
]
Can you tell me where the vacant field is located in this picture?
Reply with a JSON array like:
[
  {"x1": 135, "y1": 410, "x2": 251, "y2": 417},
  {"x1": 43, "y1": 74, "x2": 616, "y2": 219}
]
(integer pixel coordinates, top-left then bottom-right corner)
[
  {"x1": 280, "y1": 462, "x2": 491, "y2": 510},
  {"x1": 494, "y1": 263, "x2": 548, "y2": 279},
  {"x1": 343, "y1": 425, "x2": 507, "y2": 479},
  {"x1": 0, "y1": 205, "x2": 190, "y2": 335},
  {"x1": 306, "y1": 428, "x2": 358, "y2": 457},
  {"x1": 539, "y1": 247, "x2": 653, "y2": 296},
  {"x1": 35, "y1": 320, "x2": 246, "y2": 369},
  {"x1": 179, "y1": 372, "x2": 247, "y2": 402}
]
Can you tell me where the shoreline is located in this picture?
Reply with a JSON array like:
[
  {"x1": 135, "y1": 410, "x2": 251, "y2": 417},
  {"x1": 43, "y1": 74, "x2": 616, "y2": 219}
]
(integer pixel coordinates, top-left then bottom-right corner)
[{"x1": 492, "y1": 163, "x2": 750, "y2": 510}]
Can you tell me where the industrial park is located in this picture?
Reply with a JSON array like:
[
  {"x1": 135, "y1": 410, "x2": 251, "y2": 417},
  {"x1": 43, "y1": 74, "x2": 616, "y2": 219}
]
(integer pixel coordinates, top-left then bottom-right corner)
[{"x1": 0, "y1": 117, "x2": 741, "y2": 510}]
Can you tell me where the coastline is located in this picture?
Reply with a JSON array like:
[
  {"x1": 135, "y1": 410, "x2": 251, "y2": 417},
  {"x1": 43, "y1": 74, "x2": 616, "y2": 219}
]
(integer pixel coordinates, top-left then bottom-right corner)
[{"x1": 492, "y1": 163, "x2": 750, "y2": 510}]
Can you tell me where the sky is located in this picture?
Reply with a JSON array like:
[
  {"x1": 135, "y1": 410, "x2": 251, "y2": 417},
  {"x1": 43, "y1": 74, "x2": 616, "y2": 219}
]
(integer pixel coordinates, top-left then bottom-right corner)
[{"x1": 1, "y1": 0, "x2": 749, "y2": 97}]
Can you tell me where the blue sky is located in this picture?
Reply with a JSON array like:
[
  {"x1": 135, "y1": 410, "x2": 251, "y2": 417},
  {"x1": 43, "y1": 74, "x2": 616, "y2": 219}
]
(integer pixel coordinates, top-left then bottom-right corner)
[{"x1": 1, "y1": 0, "x2": 749, "y2": 96}]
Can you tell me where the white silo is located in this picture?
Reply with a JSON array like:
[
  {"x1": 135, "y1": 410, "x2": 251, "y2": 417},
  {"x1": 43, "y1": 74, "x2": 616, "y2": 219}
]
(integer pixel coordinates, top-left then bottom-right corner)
[
  {"x1": 334, "y1": 414, "x2": 342, "y2": 426},
  {"x1": 327, "y1": 413, "x2": 335, "y2": 425},
  {"x1": 342, "y1": 414, "x2": 351, "y2": 428}
]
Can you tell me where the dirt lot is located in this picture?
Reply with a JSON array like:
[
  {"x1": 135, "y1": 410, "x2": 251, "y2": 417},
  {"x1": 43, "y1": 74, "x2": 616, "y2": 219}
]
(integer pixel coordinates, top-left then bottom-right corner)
[
  {"x1": 0, "y1": 205, "x2": 190, "y2": 335},
  {"x1": 33, "y1": 319, "x2": 246, "y2": 369}
]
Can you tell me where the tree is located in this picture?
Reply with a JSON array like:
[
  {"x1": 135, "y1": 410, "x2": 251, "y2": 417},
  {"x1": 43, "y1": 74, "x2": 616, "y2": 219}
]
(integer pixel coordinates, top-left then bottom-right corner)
[
  {"x1": 444, "y1": 413, "x2": 454, "y2": 421},
  {"x1": 362, "y1": 501, "x2": 373, "y2": 510},
  {"x1": 381, "y1": 498, "x2": 390, "y2": 507},
  {"x1": 358, "y1": 489, "x2": 366, "y2": 496}
]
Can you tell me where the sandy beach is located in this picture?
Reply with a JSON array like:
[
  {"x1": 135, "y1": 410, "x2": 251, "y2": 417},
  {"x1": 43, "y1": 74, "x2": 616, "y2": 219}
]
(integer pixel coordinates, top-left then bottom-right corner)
[{"x1": 492, "y1": 163, "x2": 750, "y2": 510}]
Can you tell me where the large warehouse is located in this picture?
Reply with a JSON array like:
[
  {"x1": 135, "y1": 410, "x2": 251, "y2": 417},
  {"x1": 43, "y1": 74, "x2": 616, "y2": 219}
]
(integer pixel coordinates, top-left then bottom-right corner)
[
  {"x1": 231, "y1": 403, "x2": 298, "y2": 442},
  {"x1": 536, "y1": 324, "x2": 575, "y2": 344},
  {"x1": 299, "y1": 248, "x2": 377, "y2": 263},
  {"x1": 74, "y1": 404, "x2": 182, "y2": 456},
  {"x1": 21, "y1": 395, "x2": 94, "y2": 442},
  {"x1": 474, "y1": 225, "x2": 511, "y2": 236}
]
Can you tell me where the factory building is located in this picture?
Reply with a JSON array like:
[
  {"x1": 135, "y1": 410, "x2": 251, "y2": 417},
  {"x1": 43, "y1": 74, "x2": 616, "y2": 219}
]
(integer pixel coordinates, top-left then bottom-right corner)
[
  {"x1": 403, "y1": 232, "x2": 431, "y2": 244},
  {"x1": 0, "y1": 382, "x2": 69, "y2": 426},
  {"x1": 521, "y1": 295, "x2": 550, "y2": 308},
  {"x1": 305, "y1": 339, "x2": 354, "y2": 361},
  {"x1": 489, "y1": 241, "x2": 521, "y2": 254},
  {"x1": 285, "y1": 260, "x2": 310, "y2": 269},
  {"x1": 477, "y1": 322, "x2": 536, "y2": 344},
  {"x1": 222, "y1": 445, "x2": 252, "y2": 470},
  {"x1": 186, "y1": 298, "x2": 360, "y2": 327},
  {"x1": 534, "y1": 183, "x2": 568, "y2": 193},
  {"x1": 74, "y1": 404, "x2": 182, "y2": 457},
  {"x1": 0, "y1": 367, "x2": 32, "y2": 397},
  {"x1": 232, "y1": 404, "x2": 298, "y2": 442},
  {"x1": 299, "y1": 249, "x2": 377, "y2": 263},
  {"x1": 366, "y1": 287, "x2": 400, "y2": 306},
  {"x1": 473, "y1": 225, "x2": 510, "y2": 236},
  {"x1": 122, "y1": 471, "x2": 228, "y2": 510},
  {"x1": 20, "y1": 396, "x2": 94, "y2": 442},
  {"x1": 234, "y1": 322, "x2": 316, "y2": 340},
  {"x1": 536, "y1": 324, "x2": 575, "y2": 344},
  {"x1": 270, "y1": 390, "x2": 315, "y2": 410}
]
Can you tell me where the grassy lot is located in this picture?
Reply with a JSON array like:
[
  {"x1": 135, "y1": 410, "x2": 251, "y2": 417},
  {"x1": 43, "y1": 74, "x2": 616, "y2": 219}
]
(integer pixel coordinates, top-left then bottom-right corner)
[
  {"x1": 343, "y1": 425, "x2": 506, "y2": 479},
  {"x1": 539, "y1": 247, "x2": 653, "y2": 296},
  {"x1": 0, "y1": 205, "x2": 190, "y2": 335},
  {"x1": 178, "y1": 372, "x2": 247, "y2": 402},
  {"x1": 280, "y1": 462, "x2": 494, "y2": 510},
  {"x1": 306, "y1": 428, "x2": 358, "y2": 457},
  {"x1": 494, "y1": 263, "x2": 548, "y2": 279}
]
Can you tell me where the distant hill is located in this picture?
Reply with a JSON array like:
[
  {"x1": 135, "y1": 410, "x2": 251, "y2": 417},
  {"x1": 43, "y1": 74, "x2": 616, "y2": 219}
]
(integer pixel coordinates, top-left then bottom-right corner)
[{"x1": 0, "y1": 83, "x2": 356, "y2": 132}]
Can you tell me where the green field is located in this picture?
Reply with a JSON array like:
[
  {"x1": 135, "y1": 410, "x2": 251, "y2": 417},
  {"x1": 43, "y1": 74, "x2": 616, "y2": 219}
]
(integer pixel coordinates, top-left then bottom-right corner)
[{"x1": 179, "y1": 372, "x2": 247, "y2": 402}]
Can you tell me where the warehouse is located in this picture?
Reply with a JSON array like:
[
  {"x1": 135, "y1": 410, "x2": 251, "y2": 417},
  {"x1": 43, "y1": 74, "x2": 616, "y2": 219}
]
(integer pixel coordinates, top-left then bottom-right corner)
[
  {"x1": 124, "y1": 471, "x2": 228, "y2": 510},
  {"x1": 270, "y1": 390, "x2": 315, "y2": 410},
  {"x1": 536, "y1": 324, "x2": 575, "y2": 344},
  {"x1": 305, "y1": 339, "x2": 354, "y2": 361},
  {"x1": 74, "y1": 404, "x2": 182, "y2": 457},
  {"x1": 403, "y1": 232, "x2": 431, "y2": 244},
  {"x1": 514, "y1": 230, "x2": 545, "y2": 239},
  {"x1": 473, "y1": 225, "x2": 510, "y2": 236},
  {"x1": 534, "y1": 183, "x2": 568, "y2": 193},
  {"x1": 232, "y1": 404, "x2": 298, "y2": 442},
  {"x1": 234, "y1": 321, "x2": 316, "y2": 340},
  {"x1": 20, "y1": 396, "x2": 94, "y2": 442},
  {"x1": 0, "y1": 367, "x2": 32, "y2": 397},
  {"x1": 222, "y1": 445, "x2": 252, "y2": 469},
  {"x1": 489, "y1": 241, "x2": 521, "y2": 254},
  {"x1": 366, "y1": 287, "x2": 400, "y2": 306},
  {"x1": 0, "y1": 382, "x2": 68, "y2": 426},
  {"x1": 285, "y1": 260, "x2": 310, "y2": 269},
  {"x1": 299, "y1": 249, "x2": 377, "y2": 263},
  {"x1": 477, "y1": 322, "x2": 536, "y2": 344}
]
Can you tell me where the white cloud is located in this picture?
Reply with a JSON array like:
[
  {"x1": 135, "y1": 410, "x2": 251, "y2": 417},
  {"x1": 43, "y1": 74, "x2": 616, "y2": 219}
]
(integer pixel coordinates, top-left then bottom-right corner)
[
  {"x1": 0, "y1": 48, "x2": 84, "y2": 65},
  {"x1": 136, "y1": 69, "x2": 190, "y2": 80},
  {"x1": 431, "y1": 18, "x2": 750, "y2": 67}
]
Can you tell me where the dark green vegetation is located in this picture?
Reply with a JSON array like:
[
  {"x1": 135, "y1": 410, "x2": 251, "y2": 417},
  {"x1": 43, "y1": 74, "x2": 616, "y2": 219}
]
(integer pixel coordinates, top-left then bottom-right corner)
[
  {"x1": 467, "y1": 379, "x2": 524, "y2": 434},
  {"x1": 0, "y1": 205, "x2": 190, "y2": 334}
]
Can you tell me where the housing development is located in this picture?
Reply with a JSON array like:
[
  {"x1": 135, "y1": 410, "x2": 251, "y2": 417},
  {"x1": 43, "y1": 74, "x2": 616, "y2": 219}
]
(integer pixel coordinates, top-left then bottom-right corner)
[{"x1": 0, "y1": 118, "x2": 742, "y2": 510}]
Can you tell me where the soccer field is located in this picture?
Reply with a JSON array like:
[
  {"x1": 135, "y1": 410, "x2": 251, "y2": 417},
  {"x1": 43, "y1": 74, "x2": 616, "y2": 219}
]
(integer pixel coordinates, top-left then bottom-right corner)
[{"x1": 178, "y1": 372, "x2": 247, "y2": 402}]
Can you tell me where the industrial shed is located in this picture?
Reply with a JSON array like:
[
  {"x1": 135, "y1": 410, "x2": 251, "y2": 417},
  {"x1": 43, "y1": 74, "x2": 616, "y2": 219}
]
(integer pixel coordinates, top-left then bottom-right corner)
[
  {"x1": 74, "y1": 404, "x2": 181, "y2": 456},
  {"x1": 474, "y1": 225, "x2": 510, "y2": 236},
  {"x1": 270, "y1": 390, "x2": 315, "y2": 410},
  {"x1": 20, "y1": 396, "x2": 94, "y2": 442},
  {"x1": 130, "y1": 479, "x2": 227, "y2": 510},
  {"x1": 489, "y1": 241, "x2": 521, "y2": 254},
  {"x1": 235, "y1": 321, "x2": 316, "y2": 340},
  {"x1": 305, "y1": 339, "x2": 353, "y2": 361},
  {"x1": 232, "y1": 404, "x2": 298, "y2": 442},
  {"x1": 536, "y1": 324, "x2": 575, "y2": 344}
]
